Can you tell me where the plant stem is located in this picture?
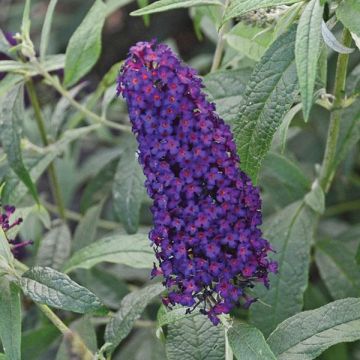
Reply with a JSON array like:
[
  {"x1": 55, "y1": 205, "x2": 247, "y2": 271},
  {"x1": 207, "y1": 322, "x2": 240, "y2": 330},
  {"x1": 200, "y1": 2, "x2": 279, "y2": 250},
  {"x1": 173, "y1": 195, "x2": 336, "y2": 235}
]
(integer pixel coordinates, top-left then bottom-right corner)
[
  {"x1": 320, "y1": 28, "x2": 352, "y2": 192},
  {"x1": 32, "y1": 60, "x2": 131, "y2": 132},
  {"x1": 14, "y1": 260, "x2": 94, "y2": 358},
  {"x1": 43, "y1": 200, "x2": 121, "y2": 230},
  {"x1": 38, "y1": 304, "x2": 94, "y2": 359},
  {"x1": 37, "y1": 303, "x2": 70, "y2": 334},
  {"x1": 210, "y1": 0, "x2": 230, "y2": 72},
  {"x1": 324, "y1": 199, "x2": 360, "y2": 217},
  {"x1": 26, "y1": 79, "x2": 66, "y2": 220}
]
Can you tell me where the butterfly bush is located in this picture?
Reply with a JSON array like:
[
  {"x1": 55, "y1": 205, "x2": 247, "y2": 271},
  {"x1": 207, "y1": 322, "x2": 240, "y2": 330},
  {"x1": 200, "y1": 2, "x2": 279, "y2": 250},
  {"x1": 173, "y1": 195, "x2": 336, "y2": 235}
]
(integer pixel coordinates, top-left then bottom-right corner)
[{"x1": 117, "y1": 41, "x2": 277, "y2": 325}]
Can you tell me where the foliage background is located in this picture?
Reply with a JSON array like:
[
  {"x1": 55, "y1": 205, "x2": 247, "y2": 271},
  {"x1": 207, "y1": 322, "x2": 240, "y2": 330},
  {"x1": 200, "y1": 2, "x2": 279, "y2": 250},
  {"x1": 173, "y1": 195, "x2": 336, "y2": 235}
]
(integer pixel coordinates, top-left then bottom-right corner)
[{"x1": 0, "y1": 0, "x2": 359, "y2": 359}]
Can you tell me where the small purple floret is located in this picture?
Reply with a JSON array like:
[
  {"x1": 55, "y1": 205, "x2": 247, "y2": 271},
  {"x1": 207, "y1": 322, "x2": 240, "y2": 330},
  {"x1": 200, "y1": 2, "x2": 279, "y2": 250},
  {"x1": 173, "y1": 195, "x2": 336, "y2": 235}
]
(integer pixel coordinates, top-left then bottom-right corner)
[
  {"x1": 0, "y1": 202, "x2": 33, "y2": 258},
  {"x1": 117, "y1": 41, "x2": 277, "y2": 325}
]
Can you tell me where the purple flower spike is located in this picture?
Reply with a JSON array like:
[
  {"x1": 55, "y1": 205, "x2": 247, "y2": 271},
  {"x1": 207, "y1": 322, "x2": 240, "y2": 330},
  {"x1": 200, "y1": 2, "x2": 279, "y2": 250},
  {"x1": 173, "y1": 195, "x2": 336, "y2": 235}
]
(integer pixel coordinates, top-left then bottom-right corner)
[{"x1": 117, "y1": 41, "x2": 277, "y2": 325}]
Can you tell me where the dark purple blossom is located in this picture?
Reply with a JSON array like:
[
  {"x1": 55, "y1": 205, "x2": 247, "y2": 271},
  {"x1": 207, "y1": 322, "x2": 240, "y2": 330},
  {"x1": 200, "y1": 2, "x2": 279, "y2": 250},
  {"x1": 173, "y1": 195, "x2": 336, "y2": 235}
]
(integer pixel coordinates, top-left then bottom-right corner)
[
  {"x1": 117, "y1": 41, "x2": 277, "y2": 325},
  {"x1": 0, "y1": 203, "x2": 33, "y2": 259}
]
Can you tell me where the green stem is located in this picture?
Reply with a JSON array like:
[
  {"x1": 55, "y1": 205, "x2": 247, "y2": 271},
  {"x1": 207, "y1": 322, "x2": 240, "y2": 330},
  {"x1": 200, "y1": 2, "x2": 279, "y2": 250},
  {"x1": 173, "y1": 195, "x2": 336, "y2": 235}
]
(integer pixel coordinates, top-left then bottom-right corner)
[
  {"x1": 320, "y1": 28, "x2": 352, "y2": 192},
  {"x1": 210, "y1": 0, "x2": 230, "y2": 72},
  {"x1": 33, "y1": 61, "x2": 131, "y2": 132},
  {"x1": 26, "y1": 79, "x2": 66, "y2": 220},
  {"x1": 43, "y1": 200, "x2": 121, "y2": 230},
  {"x1": 14, "y1": 260, "x2": 94, "y2": 358},
  {"x1": 37, "y1": 303, "x2": 70, "y2": 334},
  {"x1": 38, "y1": 304, "x2": 94, "y2": 359},
  {"x1": 324, "y1": 199, "x2": 360, "y2": 217}
]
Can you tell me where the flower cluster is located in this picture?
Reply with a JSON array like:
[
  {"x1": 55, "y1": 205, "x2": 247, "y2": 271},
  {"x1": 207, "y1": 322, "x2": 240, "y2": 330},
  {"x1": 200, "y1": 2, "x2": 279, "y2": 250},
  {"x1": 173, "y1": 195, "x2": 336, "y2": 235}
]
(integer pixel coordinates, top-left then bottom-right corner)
[
  {"x1": 117, "y1": 41, "x2": 277, "y2": 325},
  {"x1": 0, "y1": 203, "x2": 33, "y2": 258}
]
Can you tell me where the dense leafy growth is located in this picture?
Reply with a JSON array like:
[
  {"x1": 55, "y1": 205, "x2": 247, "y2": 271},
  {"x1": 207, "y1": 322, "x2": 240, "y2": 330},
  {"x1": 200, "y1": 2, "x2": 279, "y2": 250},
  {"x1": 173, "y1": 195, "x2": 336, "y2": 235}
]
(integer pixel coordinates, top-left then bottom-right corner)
[{"x1": 0, "y1": 0, "x2": 359, "y2": 359}]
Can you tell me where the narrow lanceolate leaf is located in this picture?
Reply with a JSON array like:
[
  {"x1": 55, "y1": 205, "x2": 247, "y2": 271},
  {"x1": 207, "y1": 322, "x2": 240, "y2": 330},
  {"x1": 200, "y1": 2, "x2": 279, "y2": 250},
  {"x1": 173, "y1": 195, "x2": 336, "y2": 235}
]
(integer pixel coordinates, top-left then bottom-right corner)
[
  {"x1": 105, "y1": 283, "x2": 163, "y2": 352},
  {"x1": 336, "y1": 0, "x2": 360, "y2": 37},
  {"x1": 304, "y1": 182, "x2": 325, "y2": 214},
  {"x1": 64, "y1": 0, "x2": 107, "y2": 87},
  {"x1": 112, "y1": 142, "x2": 146, "y2": 234},
  {"x1": 36, "y1": 223, "x2": 72, "y2": 270},
  {"x1": 203, "y1": 68, "x2": 252, "y2": 124},
  {"x1": 234, "y1": 26, "x2": 298, "y2": 182},
  {"x1": 331, "y1": 102, "x2": 360, "y2": 175},
  {"x1": 0, "y1": 84, "x2": 38, "y2": 202},
  {"x1": 40, "y1": 0, "x2": 59, "y2": 60},
  {"x1": 222, "y1": 0, "x2": 301, "y2": 23},
  {"x1": 321, "y1": 21, "x2": 354, "y2": 54},
  {"x1": 249, "y1": 201, "x2": 315, "y2": 337},
  {"x1": 261, "y1": 152, "x2": 311, "y2": 207},
  {"x1": 225, "y1": 22, "x2": 274, "y2": 61},
  {"x1": 0, "y1": 279, "x2": 21, "y2": 360},
  {"x1": 20, "y1": 266, "x2": 107, "y2": 315},
  {"x1": 228, "y1": 323, "x2": 276, "y2": 360},
  {"x1": 130, "y1": 0, "x2": 223, "y2": 16},
  {"x1": 315, "y1": 239, "x2": 360, "y2": 299},
  {"x1": 62, "y1": 233, "x2": 154, "y2": 273},
  {"x1": 165, "y1": 312, "x2": 225, "y2": 360},
  {"x1": 267, "y1": 298, "x2": 360, "y2": 360},
  {"x1": 72, "y1": 204, "x2": 102, "y2": 252},
  {"x1": 295, "y1": 0, "x2": 324, "y2": 121}
]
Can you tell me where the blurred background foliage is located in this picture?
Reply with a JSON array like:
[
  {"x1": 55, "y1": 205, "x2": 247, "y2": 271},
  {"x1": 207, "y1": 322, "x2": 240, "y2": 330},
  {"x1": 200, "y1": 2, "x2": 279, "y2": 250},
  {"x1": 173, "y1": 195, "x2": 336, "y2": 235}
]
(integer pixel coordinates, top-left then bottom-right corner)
[{"x1": 0, "y1": 0, "x2": 360, "y2": 359}]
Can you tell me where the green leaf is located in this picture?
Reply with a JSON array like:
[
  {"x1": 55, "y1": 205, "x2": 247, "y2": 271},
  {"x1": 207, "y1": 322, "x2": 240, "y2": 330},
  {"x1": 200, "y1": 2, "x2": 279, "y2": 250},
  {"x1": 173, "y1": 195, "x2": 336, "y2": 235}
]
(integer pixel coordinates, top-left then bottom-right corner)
[
  {"x1": 80, "y1": 158, "x2": 118, "y2": 212},
  {"x1": 72, "y1": 204, "x2": 102, "y2": 252},
  {"x1": 0, "y1": 279, "x2": 21, "y2": 360},
  {"x1": 321, "y1": 21, "x2": 354, "y2": 54},
  {"x1": 36, "y1": 223, "x2": 72, "y2": 270},
  {"x1": 273, "y1": 102, "x2": 303, "y2": 154},
  {"x1": 315, "y1": 238, "x2": 360, "y2": 299},
  {"x1": 233, "y1": 26, "x2": 298, "y2": 182},
  {"x1": 118, "y1": 328, "x2": 166, "y2": 360},
  {"x1": 267, "y1": 298, "x2": 360, "y2": 360},
  {"x1": 56, "y1": 316, "x2": 97, "y2": 360},
  {"x1": 22, "y1": 325, "x2": 59, "y2": 360},
  {"x1": 222, "y1": 0, "x2": 301, "y2": 23},
  {"x1": 0, "y1": 84, "x2": 39, "y2": 202},
  {"x1": 331, "y1": 101, "x2": 360, "y2": 175},
  {"x1": 225, "y1": 22, "x2": 274, "y2": 61},
  {"x1": 62, "y1": 232, "x2": 154, "y2": 273},
  {"x1": 157, "y1": 305, "x2": 198, "y2": 327},
  {"x1": 130, "y1": 0, "x2": 223, "y2": 16},
  {"x1": 249, "y1": 201, "x2": 315, "y2": 337},
  {"x1": 260, "y1": 152, "x2": 311, "y2": 207},
  {"x1": 64, "y1": 0, "x2": 107, "y2": 88},
  {"x1": 0, "y1": 74, "x2": 24, "y2": 98},
  {"x1": 105, "y1": 283, "x2": 163, "y2": 352},
  {"x1": 203, "y1": 68, "x2": 252, "y2": 124},
  {"x1": 165, "y1": 311, "x2": 225, "y2": 360},
  {"x1": 3, "y1": 125, "x2": 98, "y2": 204},
  {"x1": 228, "y1": 322, "x2": 276, "y2": 360},
  {"x1": 20, "y1": 266, "x2": 107, "y2": 315},
  {"x1": 0, "y1": 228, "x2": 14, "y2": 268},
  {"x1": 304, "y1": 182, "x2": 325, "y2": 214},
  {"x1": 40, "y1": 0, "x2": 59, "y2": 60},
  {"x1": 336, "y1": 0, "x2": 360, "y2": 37},
  {"x1": 75, "y1": 268, "x2": 129, "y2": 308},
  {"x1": 295, "y1": 0, "x2": 324, "y2": 121},
  {"x1": 112, "y1": 141, "x2": 146, "y2": 234}
]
